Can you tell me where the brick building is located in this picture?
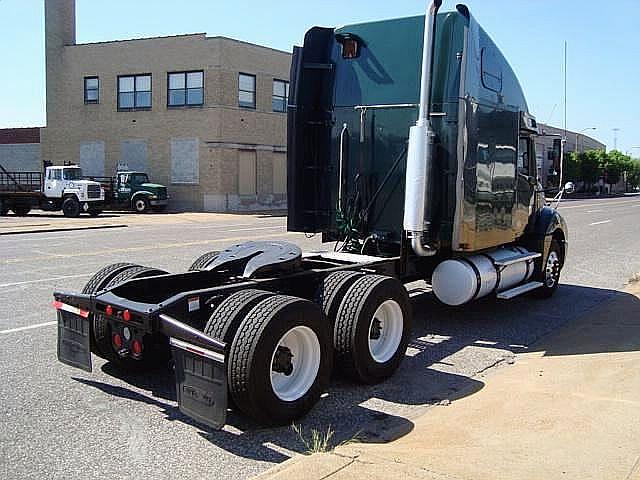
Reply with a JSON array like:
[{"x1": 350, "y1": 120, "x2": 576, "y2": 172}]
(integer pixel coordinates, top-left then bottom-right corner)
[
  {"x1": 0, "y1": 127, "x2": 42, "y2": 172},
  {"x1": 535, "y1": 123, "x2": 605, "y2": 188},
  {"x1": 42, "y1": 0, "x2": 291, "y2": 211}
]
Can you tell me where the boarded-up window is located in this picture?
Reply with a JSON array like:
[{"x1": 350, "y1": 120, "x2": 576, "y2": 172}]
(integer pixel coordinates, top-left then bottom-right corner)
[
  {"x1": 171, "y1": 137, "x2": 199, "y2": 184},
  {"x1": 238, "y1": 150, "x2": 257, "y2": 195},
  {"x1": 121, "y1": 139, "x2": 147, "y2": 172},
  {"x1": 79, "y1": 141, "x2": 105, "y2": 177},
  {"x1": 273, "y1": 154, "x2": 287, "y2": 194}
]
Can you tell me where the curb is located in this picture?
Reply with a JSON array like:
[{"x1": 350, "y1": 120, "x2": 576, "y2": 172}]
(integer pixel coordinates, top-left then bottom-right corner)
[{"x1": 0, "y1": 224, "x2": 128, "y2": 236}]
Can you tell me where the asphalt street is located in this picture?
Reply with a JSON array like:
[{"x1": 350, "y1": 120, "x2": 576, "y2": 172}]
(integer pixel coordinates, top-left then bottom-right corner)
[{"x1": 1, "y1": 195, "x2": 639, "y2": 480}]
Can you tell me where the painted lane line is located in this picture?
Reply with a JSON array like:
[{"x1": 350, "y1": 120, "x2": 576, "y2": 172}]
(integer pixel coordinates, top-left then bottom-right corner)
[
  {"x1": 560, "y1": 199, "x2": 640, "y2": 210},
  {"x1": 0, "y1": 321, "x2": 57, "y2": 335},
  {"x1": 0, "y1": 273, "x2": 92, "y2": 288},
  {"x1": 589, "y1": 220, "x2": 612, "y2": 226},
  {"x1": 586, "y1": 209, "x2": 603, "y2": 213},
  {"x1": 226, "y1": 226, "x2": 285, "y2": 233},
  {"x1": 2, "y1": 231, "x2": 302, "y2": 264}
]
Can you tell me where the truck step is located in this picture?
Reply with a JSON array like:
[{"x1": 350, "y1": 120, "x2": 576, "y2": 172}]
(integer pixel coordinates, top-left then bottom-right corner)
[
  {"x1": 494, "y1": 252, "x2": 541, "y2": 267},
  {"x1": 496, "y1": 281, "x2": 543, "y2": 299}
]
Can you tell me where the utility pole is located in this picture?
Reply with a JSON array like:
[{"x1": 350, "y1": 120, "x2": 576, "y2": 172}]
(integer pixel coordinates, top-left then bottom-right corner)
[{"x1": 613, "y1": 128, "x2": 620, "y2": 151}]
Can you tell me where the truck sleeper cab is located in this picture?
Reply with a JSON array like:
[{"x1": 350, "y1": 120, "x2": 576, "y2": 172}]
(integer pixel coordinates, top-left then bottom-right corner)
[{"x1": 54, "y1": 2, "x2": 567, "y2": 429}]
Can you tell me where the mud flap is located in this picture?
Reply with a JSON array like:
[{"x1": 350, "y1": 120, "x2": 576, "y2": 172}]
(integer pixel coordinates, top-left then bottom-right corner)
[
  {"x1": 171, "y1": 338, "x2": 227, "y2": 429},
  {"x1": 57, "y1": 310, "x2": 92, "y2": 372}
]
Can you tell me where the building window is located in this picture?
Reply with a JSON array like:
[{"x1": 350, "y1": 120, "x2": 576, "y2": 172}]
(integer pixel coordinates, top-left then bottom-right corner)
[
  {"x1": 118, "y1": 74, "x2": 152, "y2": 110},
  {"x1": 272, "y1": 80, "x2": 289, "y2": 113},
  {"x1": 238, "y1": 73, "x2": 256, "y2": 109},
  {"x1": 168, "y1": 71, "x2": 204, "y2": 107},
  {"x1": 84, "y1": 77, "x2": 99, "y2": 104}
]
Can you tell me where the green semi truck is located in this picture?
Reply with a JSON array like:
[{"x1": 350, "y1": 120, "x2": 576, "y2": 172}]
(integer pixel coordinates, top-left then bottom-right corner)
[
  {"x1": 90, "y1": 171, "x2": 168, "y2": 213},
  {"x1": 55, "y1": 2, "x2": 570, "y2": 429}
]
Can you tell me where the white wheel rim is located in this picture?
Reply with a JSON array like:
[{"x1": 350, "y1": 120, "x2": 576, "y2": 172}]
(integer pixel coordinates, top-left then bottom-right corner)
[
  {"x1": 270, "y1": 326, "x2": 320, "y2": 402},
  {"x1": 135, "y1": 199, "x2": 145, "y2": 211},
  {"x1": 545, "y1": 251, "x2": 560, "y2": 287},
  {"x1": 368, "y1": 299, "x2": 403, "y2": 363}
]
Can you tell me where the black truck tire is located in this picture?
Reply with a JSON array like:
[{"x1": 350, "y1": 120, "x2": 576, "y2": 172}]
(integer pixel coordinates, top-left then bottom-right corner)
[
  {"x1": 204, "y1": 289, "x2": 274, "y2": 344},
  {"x1": 11, "y1": 204, "x2": 31, "y2": 216},
  {"x1": 82, "y1": 262, "x2": 137, "y2": 295},
  {"x1": 228, "y1": 295, "x2": 332, "y2": 425},
  {"x1": 62, "y1": 196, "x2": 81, "y2": 217},
  {"x1": 133, "y1": 197, "x2": 150, "y2": 213},
  {"x1": 314, "y1": 270, "x2": 364, "y2": 327},
  {"x1": 334, "y1": 275, "x2": 412, "y2": 384},
  {"x1": 534, "y1": 237, "x2": 563, "y2": 298},
  {"x1": 188, "y1": 251, "x2": 220, "y2": 271},
  {"x1": 104, "y1": 265, "x2": 167, "y2": 289}
]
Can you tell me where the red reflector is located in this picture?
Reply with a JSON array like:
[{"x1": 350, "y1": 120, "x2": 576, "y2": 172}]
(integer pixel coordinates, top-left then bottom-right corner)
[
  {"x1": 105, "y1": 305, "x2": 113, "y2": 316},
  {"x1": 132, "y1": 339, "x2": 143, "y2": 355},
  {"x1": 79, "y1": 309, "x2": 90, "y2": 318},
  {"x1": 52, "y1": 300, "x2": 63, "y2": 310},
  {"x1": 122, "y1": 309, "x2": 131, "y2": 322},
  {"x1": 113, "y1": 334, "x2": 123, "y2": 349}
]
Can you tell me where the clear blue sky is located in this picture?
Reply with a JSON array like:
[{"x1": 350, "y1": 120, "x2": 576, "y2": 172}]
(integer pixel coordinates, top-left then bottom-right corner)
[{"x1": 1, "y1": 0, "x2": 638, "y2": 155}]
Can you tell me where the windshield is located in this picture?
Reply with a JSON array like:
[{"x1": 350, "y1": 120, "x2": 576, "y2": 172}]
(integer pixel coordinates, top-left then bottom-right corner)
[
  {"x1": 131, "y1": 173, "x2": 149, "y2": 185},
  {"x1": 63, "y1": 168, "x2": 82, "y2": 180}
]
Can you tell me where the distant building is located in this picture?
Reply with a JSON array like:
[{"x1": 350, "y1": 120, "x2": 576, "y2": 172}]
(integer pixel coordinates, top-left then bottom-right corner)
[
  {"x1": 43, "y1": 0, "x2": 291, "y2": 211},
  {"x1": 535, "y1": 123, "x2": 605, "y2": 187},
  {"x1": 0, "y1": 127, "x2": 42, "y2": 172}
]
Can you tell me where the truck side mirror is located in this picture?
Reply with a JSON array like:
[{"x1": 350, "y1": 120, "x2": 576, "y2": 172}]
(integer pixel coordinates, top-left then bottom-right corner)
[{"x1": 564, "y1": 182, "x2": 575, "y2": 194}]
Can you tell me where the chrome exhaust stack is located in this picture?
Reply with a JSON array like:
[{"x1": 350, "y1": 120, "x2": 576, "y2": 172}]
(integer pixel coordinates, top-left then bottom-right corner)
[{"x1": 403, "y1": 0, "x2": 442, "y2": 257}]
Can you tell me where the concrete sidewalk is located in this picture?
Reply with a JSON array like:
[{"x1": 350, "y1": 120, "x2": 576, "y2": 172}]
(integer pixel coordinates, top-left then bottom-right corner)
[{"x1": 259, "y1": 283, "x2": 640, "y2": 480}]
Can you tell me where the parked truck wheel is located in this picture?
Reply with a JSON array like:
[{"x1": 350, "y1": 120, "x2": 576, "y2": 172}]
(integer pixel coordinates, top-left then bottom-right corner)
[
  {"x1": 62, "y1": 196, "x2": 81, "y2": 217},
  {"x1": 334, "y1": 275, "x2": 412, "y2": 384},
  {"x1": 534, "y1": 237, "x2": 564, "y2": 298},
  {"x1": 133, "y1": 197, "x2": 150, "y2": 213},
  {"x1": 204, "y1": 289, "x2": 274, "y2": 344},
  {"x1": 314, "y1": 270, "x2": 364, "y2": 327},
  {"x1": 11, "y1": 205, "x2": 31, "y2": 216},
  {"x1": 188, "y1": 251, "x2": 220, "y2": 271},
  {"x1": 228, "y1": 295, "x2": 332, "y2": 425}
]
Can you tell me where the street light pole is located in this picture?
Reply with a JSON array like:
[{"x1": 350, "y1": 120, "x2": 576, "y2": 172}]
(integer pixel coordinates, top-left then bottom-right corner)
[{"x1": 576, "y1": 127, "x2": 597, "y2": 153}]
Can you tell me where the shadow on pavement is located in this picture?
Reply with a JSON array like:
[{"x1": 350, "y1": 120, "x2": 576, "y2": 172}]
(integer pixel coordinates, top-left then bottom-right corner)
[{"x1": 73, "y1": 281, "x2": 626, "y2": 463}]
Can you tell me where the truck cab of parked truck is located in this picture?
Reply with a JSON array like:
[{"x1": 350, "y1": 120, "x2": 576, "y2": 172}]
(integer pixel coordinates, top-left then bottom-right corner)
[
  {"x1": 113, "y1": 171, "x2": 168, "y2": 213},
  {"x1": 43, "y1": 165, "x2": 104, "y2": 216}
]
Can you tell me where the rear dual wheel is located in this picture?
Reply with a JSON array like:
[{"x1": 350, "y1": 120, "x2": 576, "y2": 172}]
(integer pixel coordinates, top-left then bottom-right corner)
[
  {"x1": 333, "y1": 275, "x2": 412, "y2": 384},
  {"x1": 219, "y1": 294, "x2": 332, "y2": 426},
  {"x1": 188, "y1": 251, "x2": 220, "y2": 271}
]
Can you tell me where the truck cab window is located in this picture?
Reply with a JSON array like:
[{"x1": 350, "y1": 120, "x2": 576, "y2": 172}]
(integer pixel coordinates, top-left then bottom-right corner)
[
  {"x1": 52, "y1": 170, "x2": 62, "y2": 180},
  {"x1": 63, "y1": 168, "x2": 82, "y2": 181}
]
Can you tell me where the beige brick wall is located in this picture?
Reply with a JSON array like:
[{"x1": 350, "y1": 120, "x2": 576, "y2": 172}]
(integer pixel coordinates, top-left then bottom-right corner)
[{"x1": 43, "y1": 10, "x2": 291, "y2": 211}]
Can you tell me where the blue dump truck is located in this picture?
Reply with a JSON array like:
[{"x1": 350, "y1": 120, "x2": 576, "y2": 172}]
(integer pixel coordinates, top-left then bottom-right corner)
[{"x1": 54, "y1": 2, "x2": 568, "y2": 428}]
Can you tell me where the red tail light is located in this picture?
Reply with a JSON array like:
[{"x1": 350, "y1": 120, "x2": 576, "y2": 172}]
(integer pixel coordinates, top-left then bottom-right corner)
[
  {"x1": 132, "y1": 339, "x2": 143, "y2": 355},
  {"x1": 105, "y1": 305, "x2": 113, "y2": 316},
  {"x1": 113, "y1": 333, "x2": 123, "y2": 349},
  {"x1": 122, "y1": 309, "x2": 131, "y2": 322}
]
